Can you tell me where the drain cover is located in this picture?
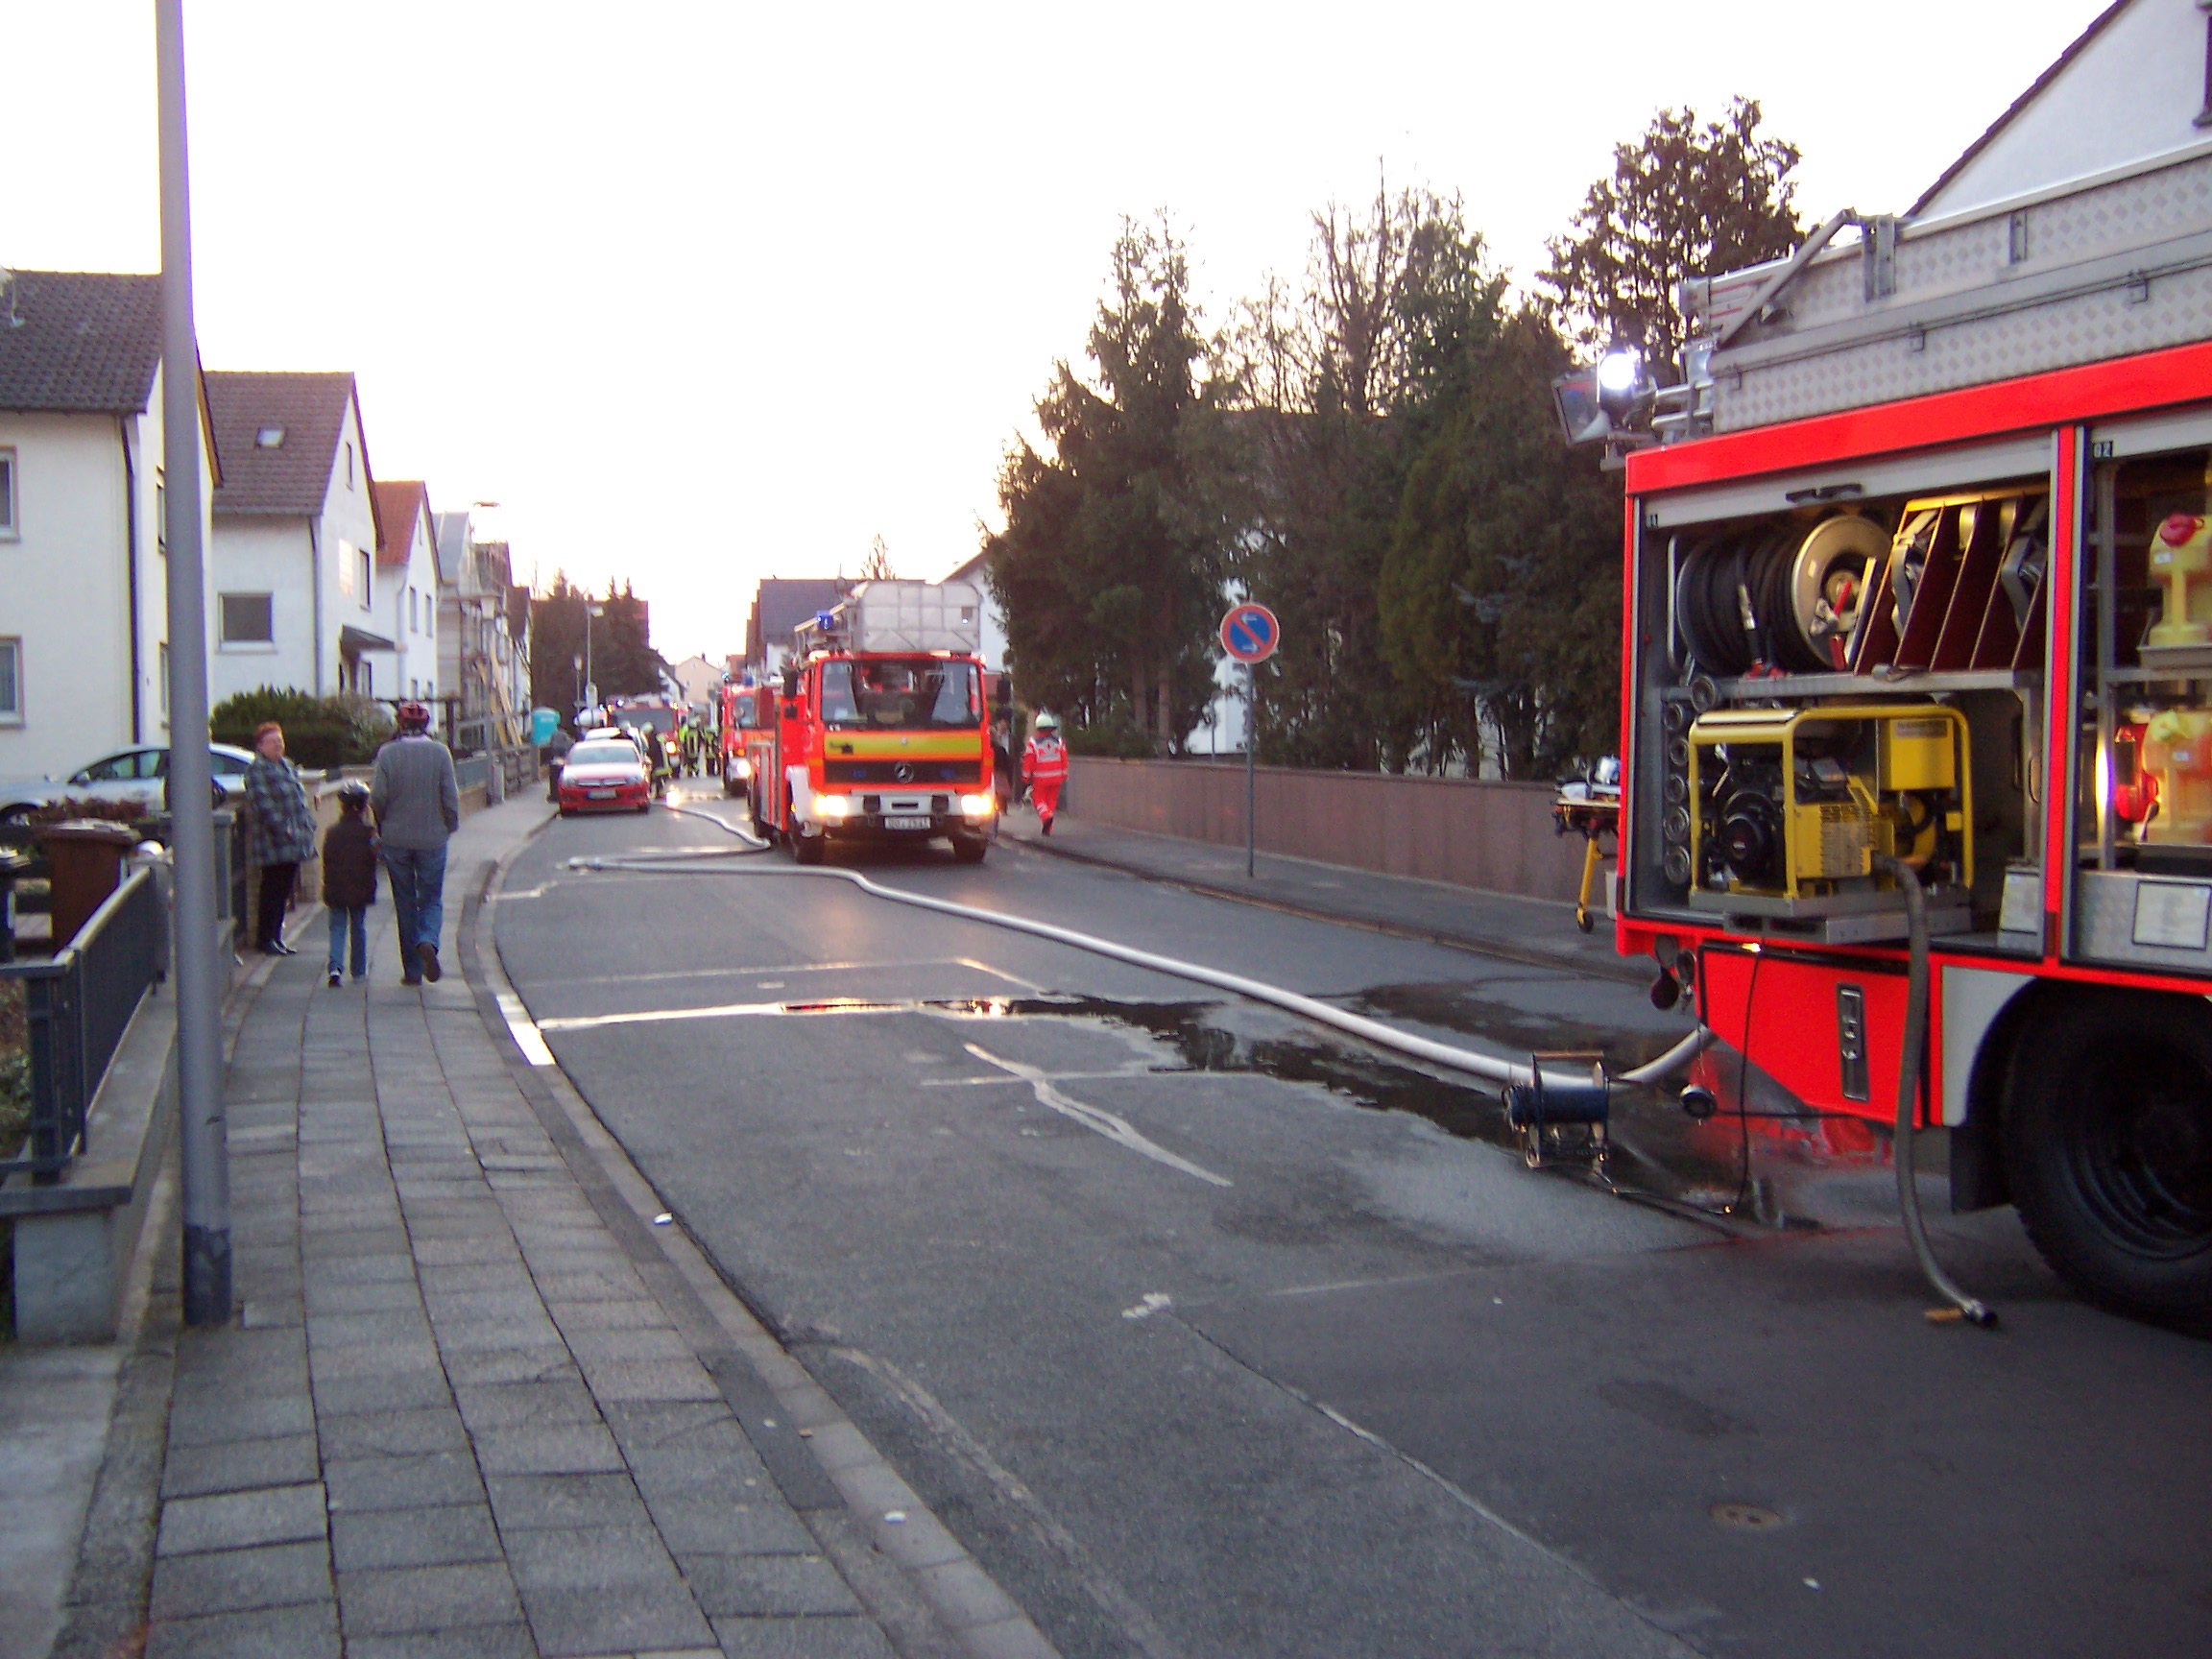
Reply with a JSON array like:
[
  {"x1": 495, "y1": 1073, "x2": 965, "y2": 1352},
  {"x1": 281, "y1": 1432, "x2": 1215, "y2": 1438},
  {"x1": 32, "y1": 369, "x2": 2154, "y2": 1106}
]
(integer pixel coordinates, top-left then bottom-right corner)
[{"x1": 1710, "y1": 1502, "x2": 1786, "y2": 1531}]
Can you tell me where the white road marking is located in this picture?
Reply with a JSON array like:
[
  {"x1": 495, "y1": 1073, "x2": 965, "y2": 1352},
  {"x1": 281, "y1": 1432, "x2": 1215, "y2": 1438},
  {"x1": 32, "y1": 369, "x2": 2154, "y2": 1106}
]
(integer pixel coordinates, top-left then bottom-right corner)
[
  {"x1": 963, "y1": 1043, "x2": 1231, "y2": 1189},
  {"x1": 523, "y1": 956, "x2": 992, "y2": 990},
  {"x1": 1121, "y1": 1292, "x2": 1174, "y2": 1320},
  {"x1": 495, "y1": 991, "x2": 557, "y2": 1067}
]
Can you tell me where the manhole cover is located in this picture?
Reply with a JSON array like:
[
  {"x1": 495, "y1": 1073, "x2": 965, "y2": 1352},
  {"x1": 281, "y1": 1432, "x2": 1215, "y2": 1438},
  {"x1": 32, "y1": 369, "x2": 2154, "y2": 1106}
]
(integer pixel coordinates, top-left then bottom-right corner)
[{"x1": 1710, "y1": 1502, "x2": 1786, "y2": 1532}]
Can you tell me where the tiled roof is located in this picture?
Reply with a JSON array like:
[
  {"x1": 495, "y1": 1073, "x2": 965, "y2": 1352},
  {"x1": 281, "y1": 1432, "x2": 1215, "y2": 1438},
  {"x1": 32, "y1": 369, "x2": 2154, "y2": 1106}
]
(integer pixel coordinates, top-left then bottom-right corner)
[
  {"x1": 746, "y1": 578, "x2": 844, "y2": 661},
  {"x1": 372, "y1": 479, "x2": 431, "y2": 568},
  {"x1": 0, "y1": 270, "x2": 164, "y2": 413},
  {"x1": 206, "y1": 371, "x2": 359, "y2": 516}
]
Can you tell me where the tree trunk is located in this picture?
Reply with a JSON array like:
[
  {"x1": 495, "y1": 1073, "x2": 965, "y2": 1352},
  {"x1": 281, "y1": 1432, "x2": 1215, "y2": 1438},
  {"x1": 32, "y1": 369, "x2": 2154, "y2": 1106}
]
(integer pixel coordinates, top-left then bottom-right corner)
[
  {"x1": 1156, "y1": 667, "x2": 1172, "y2": 757},
  {"x1": 1130, "y1": 655, "x2": 1149, "y2": 738}
]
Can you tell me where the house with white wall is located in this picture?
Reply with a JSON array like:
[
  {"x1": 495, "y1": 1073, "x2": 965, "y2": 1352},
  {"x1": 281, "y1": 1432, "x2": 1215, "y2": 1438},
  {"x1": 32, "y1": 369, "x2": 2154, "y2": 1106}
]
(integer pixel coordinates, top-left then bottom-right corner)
[
  {"x1": 0, "y1": 270, "x2": 219, "y2": 781},
  {"x1": 205, "y1": 370, "x2": 386, "y2": 704},
  {"x1": 368, "y1": 479, "x2": 441, "y2": 703}
]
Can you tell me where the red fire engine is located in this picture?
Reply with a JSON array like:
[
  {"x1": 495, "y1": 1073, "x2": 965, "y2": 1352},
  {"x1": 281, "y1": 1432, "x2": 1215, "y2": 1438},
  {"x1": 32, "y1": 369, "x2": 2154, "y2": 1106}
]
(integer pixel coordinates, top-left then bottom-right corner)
[
  {"x1": 741, "y1": 581, "x2": 997, "y2": 864},
  {"x1": 1572, "y1": 12, "x2": 2212, "y2": 1320},
  {"x1": 718, "y1": 680, "x2": 757, "y2": 798}
]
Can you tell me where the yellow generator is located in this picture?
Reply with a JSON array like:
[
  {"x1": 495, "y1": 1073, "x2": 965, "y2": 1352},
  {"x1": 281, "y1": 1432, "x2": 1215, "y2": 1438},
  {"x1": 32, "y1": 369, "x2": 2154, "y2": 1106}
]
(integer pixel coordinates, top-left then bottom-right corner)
[{"x1": 1686, "y1": 703, "x2": 1973, "y2": 937}]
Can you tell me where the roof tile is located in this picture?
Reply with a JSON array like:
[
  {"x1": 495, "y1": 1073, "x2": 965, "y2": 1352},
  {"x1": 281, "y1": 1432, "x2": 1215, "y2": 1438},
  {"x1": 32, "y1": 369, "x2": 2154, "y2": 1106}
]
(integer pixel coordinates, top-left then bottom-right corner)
[
  {"x1": 0, "y1": 270, "x2": 163, "y2": 413},
  {"x1": 206, "y1": 371, "x2": 358, "y2": 516}
]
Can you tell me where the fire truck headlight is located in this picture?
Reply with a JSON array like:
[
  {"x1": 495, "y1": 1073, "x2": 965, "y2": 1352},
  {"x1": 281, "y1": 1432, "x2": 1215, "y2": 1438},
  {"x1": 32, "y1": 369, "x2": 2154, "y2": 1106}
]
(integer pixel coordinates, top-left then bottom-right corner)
[
  {"x1": 817, "y1": 794, "x2": 853, "y2": 820},
  {"x1": 958, "y1": 793, "x2": 994, "y2": 818},
  {"x1": 731, "y1": 757, "x2": 753, "y2": 781}
]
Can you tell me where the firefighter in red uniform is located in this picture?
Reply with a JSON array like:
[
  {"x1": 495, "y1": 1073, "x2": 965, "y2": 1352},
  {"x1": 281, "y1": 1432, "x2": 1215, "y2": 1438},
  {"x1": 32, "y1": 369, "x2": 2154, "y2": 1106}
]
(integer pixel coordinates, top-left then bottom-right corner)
[{"x1": 1022, "y1": 711, "x2": 1069, "y2": 835}]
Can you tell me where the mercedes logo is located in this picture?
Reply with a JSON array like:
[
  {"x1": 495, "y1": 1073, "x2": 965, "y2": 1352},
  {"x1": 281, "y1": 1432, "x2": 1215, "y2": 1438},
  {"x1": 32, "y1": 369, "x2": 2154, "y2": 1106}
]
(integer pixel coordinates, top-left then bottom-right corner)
[{"x1": 893, "y1": 763, "x2": 915, "y2": 782}]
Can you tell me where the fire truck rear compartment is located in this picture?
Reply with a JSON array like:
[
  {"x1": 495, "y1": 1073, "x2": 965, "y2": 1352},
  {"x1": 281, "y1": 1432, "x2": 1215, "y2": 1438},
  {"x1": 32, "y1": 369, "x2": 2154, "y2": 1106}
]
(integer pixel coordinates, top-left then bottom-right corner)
[{"x1": 1633, "y1": 486, "x2": 2044, "y2": 950}]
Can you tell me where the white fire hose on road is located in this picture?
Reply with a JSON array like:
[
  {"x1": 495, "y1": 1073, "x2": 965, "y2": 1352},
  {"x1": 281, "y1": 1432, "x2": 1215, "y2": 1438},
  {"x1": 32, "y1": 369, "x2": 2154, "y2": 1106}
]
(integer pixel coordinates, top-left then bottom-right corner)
[{"x1": 564, "y1": 803, "x2": 1718, "y2": 1095}]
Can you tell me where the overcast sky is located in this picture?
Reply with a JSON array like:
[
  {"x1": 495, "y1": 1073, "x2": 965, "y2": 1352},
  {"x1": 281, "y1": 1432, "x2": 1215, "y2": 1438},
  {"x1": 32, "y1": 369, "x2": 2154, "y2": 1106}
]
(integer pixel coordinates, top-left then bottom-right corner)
[{"x1": 8, "y1": 1, "x2": 2100, "y2": 662}]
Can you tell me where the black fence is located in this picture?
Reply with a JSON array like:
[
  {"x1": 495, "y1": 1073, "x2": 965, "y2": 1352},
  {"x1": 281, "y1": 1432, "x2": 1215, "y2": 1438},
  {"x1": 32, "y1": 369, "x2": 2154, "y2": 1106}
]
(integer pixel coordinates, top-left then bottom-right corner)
[
  {"x1": 0, "y1": 868, "x2": 165, "y2": 1184},
  {"x1": 0, "y1": 808, "x2": 241, "y2": 948}
]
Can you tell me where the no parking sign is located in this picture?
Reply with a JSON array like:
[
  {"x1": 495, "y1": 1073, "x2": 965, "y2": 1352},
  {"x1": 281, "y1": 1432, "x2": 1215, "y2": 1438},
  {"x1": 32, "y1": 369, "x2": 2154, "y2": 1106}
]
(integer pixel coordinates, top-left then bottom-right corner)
[{"x1": 1220, "y1": 603, "x2": 1280, "y2": 664}]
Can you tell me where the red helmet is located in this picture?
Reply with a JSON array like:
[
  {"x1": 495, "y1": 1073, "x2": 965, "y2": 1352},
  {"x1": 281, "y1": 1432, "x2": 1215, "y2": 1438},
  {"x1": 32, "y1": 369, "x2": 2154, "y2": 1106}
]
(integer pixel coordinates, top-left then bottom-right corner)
[{"x1": 397, "y1": 700, "x2": 432, "y2": 732}]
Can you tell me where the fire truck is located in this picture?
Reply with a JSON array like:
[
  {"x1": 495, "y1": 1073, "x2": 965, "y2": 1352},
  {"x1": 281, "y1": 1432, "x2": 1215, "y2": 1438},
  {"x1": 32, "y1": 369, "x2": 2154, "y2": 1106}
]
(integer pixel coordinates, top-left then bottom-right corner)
[
  {"x1": 1568, "y1": 1, "x2": 2212, "y2": 1320},
  {"x1": 718, "y1": 679, "x2": 757, "y2": 797},
  {"x1": 606, "y1": 694, "x2": 685, "y2": 776},
  {"x1": 741, "y1": 580, "x2": 997, "y2": 863}
]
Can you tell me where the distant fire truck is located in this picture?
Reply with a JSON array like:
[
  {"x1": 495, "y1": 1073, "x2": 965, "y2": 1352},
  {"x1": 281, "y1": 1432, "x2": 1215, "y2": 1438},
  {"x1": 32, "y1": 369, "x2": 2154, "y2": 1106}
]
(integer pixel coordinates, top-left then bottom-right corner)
[
  {"x1": 606, "y1": 695, "x2": 685, "y2": 775},
  {"x1": 741, "y1": 580, "x2": 998, "y2": 863},
  {"x1": 718, "y1": 680, "x2": 756, "y2": 797},
  {"x1": 1564, "y1": 4, "x2": 2212, "y2": 1319}
]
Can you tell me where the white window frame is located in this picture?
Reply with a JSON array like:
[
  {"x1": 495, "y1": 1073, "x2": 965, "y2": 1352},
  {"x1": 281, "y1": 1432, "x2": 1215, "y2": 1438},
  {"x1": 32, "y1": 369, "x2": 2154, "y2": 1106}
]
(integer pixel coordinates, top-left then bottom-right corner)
[
  {"x1": 218, "y1": 590, "x2": 276, "y2": 649},
  {"x1": 0, "y1": 637, "x2": 21, "y2": 725},
  {"x1": 359, "y1": 549, "x2": 372, "y2": 610},
  {"x1": 0, "y1": 447, "x2": 16, "y2": 540}
]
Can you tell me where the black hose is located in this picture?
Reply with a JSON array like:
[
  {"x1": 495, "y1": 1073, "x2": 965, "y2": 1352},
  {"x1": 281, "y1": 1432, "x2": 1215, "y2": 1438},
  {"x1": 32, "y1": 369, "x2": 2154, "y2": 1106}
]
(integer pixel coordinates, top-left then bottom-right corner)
[{"x1": 1874, "y1": 853, "x2": 1997, "y2": 1328}]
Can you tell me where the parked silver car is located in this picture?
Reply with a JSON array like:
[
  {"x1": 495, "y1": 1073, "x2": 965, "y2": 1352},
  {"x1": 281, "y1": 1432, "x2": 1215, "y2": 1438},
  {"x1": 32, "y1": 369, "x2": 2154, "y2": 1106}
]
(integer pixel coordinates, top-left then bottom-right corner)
[{"x1": 0, "y1": 744, "x2": 258, "y2": 823}]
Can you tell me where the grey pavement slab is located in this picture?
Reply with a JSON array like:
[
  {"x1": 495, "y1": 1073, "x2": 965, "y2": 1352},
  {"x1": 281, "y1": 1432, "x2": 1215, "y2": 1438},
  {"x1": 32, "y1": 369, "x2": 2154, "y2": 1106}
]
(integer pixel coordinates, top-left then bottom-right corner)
[
  {"x1": 143, "y1": 1599, "x2": 341, "y2": 1659},
  {"x1": 155, "y1": 1482, "x2": 327, "y2": 1555},
  {"x1": 63, "y1": 797, "x2": 963, "y2": 1659}
]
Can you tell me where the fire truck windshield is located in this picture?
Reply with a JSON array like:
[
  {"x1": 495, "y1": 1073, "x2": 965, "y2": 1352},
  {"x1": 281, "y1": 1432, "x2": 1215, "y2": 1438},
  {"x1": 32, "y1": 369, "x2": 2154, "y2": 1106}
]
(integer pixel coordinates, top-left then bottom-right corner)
[{"x1": 820, "y1": 659, "x2": 980, "y2": 731}]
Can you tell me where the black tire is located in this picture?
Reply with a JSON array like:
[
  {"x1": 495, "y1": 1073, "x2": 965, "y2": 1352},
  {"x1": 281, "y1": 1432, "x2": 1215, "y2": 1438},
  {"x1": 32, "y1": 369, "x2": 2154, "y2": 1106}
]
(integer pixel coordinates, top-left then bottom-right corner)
[
  {"x1": 951, "y1": 832, "x2": 988, "y2": 864},
  {"x1": 558, "y1": 806, "x2": 572, "y2": 819},
  {"x1": 794, "y1": 828, "x2": 826, "y2": 866},
  {"x1": 2003, "y1": 988, "x2": 2212, "y2": 1319}
]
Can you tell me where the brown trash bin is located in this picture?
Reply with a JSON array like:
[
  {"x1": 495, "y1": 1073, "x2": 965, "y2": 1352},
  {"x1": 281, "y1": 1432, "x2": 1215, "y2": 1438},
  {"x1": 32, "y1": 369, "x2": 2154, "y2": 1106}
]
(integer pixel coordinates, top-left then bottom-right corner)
[{"x1": 41, "y1": 821, "x2": 141, "y2": 950}]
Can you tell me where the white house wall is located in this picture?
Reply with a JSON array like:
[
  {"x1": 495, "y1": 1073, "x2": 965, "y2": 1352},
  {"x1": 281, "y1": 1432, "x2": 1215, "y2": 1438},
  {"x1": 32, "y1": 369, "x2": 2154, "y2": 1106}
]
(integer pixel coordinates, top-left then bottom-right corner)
[
  {"x1": 0, "y1": 373, "x2": 209, "y2": 781},
  {"x1": 209, "y1": 517, "x2": 312, "y2": 707},
  {"x1": 1920, "y1": 0, "x2": 2207, "y2": 219},
  {"x1": 365, "y1": 510, "x2": 440, "y2": 703}
]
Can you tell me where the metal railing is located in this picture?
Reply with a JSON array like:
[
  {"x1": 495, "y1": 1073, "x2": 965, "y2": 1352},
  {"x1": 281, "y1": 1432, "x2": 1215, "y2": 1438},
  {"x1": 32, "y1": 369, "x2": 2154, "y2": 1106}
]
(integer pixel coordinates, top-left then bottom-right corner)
[{"x1": 1, "y1": 868, "x2": 165, "y2": 1184}]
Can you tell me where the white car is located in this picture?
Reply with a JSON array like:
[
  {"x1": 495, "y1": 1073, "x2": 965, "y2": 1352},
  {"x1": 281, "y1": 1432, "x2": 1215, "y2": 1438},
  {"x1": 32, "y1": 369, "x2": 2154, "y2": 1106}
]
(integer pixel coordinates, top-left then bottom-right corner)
[{"x1": 0, "y1": 744, "x2": 259, "y2": 823}]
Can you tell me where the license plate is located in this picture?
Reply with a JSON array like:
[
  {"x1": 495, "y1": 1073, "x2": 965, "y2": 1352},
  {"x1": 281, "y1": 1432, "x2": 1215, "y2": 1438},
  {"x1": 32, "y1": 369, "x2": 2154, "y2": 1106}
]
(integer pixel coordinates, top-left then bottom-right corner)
[
  {"x1": 883, "y1": 815, "x2": 930, "y2": 830},
  {"x1": 588, "y1": 788, "x2": 615, "y2": 799}
]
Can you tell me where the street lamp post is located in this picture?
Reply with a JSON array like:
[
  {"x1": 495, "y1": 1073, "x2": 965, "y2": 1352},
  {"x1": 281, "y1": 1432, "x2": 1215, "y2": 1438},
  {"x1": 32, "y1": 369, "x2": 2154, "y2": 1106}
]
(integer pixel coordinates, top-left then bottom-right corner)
[
  {"x1": 156, "y1": 0, "x2": 228, "y2": 1326},
  {"x1": 584, "y1": 602, "x2": 605, "y2": 715}
]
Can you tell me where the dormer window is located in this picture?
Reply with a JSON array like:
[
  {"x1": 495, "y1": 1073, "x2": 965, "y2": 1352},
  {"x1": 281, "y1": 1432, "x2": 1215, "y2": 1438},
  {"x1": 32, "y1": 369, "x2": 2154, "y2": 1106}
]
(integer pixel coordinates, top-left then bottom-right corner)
[{"x1": 254, "y1": 423, "x2": 284, "y2": 448}]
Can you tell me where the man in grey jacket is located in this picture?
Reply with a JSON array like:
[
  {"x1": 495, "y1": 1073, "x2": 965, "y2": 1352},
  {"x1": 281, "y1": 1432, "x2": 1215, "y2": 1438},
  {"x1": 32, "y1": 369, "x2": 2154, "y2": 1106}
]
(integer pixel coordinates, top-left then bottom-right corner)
[{"x1": 372, "y1": 700, "x2": 462, "y2": 986}]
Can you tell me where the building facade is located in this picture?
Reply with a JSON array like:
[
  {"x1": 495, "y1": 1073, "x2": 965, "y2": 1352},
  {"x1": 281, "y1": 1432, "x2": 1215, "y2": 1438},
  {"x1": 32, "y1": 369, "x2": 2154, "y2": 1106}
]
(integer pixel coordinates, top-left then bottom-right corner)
[
  {"x1": 205, "y1": 370, "x2": 385, "y2": 704},
  {"x1": 0, "y1": 271, "x2": 218, "y2": 781}
]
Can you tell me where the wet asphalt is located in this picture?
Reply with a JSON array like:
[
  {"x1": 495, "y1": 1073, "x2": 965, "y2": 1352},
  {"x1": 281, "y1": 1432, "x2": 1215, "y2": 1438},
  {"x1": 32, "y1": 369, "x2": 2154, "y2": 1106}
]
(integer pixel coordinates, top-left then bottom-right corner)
[{"x1": 493, "y1": 796, "x2": 2212, "y2": 1659}]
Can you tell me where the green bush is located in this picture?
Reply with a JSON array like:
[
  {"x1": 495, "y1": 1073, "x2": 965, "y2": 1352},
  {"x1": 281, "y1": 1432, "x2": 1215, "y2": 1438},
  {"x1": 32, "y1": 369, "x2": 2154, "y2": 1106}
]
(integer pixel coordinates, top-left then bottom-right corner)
[
  {"x1": 1063, "y1": 721, "x2": 1156, "y2": 758},
  {"x1": 211, "y1": 687, "x2": 393, "y2": 770}
]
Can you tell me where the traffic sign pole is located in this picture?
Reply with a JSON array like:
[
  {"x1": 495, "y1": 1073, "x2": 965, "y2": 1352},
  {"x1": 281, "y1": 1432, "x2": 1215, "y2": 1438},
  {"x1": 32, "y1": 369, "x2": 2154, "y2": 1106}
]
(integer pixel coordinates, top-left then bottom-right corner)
[
  {"x1": 1218, "y1": 603, "x2": 1278, "y2": 882},
  {"x1": 1246, "y1": 661, "x2": 1257, "y2": 878}
]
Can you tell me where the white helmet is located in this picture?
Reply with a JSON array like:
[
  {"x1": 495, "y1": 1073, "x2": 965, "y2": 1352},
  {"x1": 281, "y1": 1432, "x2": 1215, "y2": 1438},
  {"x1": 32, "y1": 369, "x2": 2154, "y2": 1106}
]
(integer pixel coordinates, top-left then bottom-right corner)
[{"x1": 1033, "y1": 712, "x2": 1060, "y2": 733}]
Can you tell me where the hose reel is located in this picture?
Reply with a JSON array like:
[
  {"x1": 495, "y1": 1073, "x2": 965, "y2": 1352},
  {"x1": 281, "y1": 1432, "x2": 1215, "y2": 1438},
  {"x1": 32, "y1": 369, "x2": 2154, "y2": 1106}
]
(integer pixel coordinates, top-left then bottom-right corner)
[{"x1": 1675, "y1": 515, "x2": 1888, "y2": 675}]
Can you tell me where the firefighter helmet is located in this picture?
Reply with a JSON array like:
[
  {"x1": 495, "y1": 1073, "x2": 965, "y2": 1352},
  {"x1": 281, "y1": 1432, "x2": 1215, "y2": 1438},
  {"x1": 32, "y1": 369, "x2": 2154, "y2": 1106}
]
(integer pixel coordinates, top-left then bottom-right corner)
[{"x1": 1033, "y1": 712, "x2": 1060, "y2": 733}]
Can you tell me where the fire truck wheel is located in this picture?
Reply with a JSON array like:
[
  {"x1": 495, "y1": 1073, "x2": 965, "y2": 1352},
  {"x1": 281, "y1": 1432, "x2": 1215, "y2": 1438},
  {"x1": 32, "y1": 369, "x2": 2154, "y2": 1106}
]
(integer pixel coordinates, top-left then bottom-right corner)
[
  {"x1": 793, "y1": 827, "x2": 826, "y2": 866},
  {"x1": 951, "y1": 832, "x2": 988, "y2": 864},
  {"x1": 2002, "y1": 988, "x2": 2212, "y2": 1320}
]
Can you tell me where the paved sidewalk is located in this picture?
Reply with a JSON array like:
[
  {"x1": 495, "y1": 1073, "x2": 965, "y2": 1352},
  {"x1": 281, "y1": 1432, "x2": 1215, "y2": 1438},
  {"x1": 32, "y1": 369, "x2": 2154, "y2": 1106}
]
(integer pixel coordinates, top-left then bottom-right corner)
[
  {"x1": 997, "y1": 803, "x2": 1644, "y2": 983},
  {"x1": 53, "y1": 799, "x2": 953, "y2": 1659}
]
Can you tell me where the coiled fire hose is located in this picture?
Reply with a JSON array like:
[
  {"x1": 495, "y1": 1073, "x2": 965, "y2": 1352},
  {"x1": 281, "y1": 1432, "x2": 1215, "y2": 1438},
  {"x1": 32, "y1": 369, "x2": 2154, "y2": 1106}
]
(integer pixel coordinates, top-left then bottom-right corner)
[{"x1": 1874, "y1": 854, "x2": 1998, "y2": 1328}]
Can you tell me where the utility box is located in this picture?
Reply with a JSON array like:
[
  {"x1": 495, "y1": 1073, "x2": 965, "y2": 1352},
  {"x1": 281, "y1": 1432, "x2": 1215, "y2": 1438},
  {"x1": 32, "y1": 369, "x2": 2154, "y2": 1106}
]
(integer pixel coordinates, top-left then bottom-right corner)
[{"x1": 812, "y1": 581, "x2": 984, "y2": 656}]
